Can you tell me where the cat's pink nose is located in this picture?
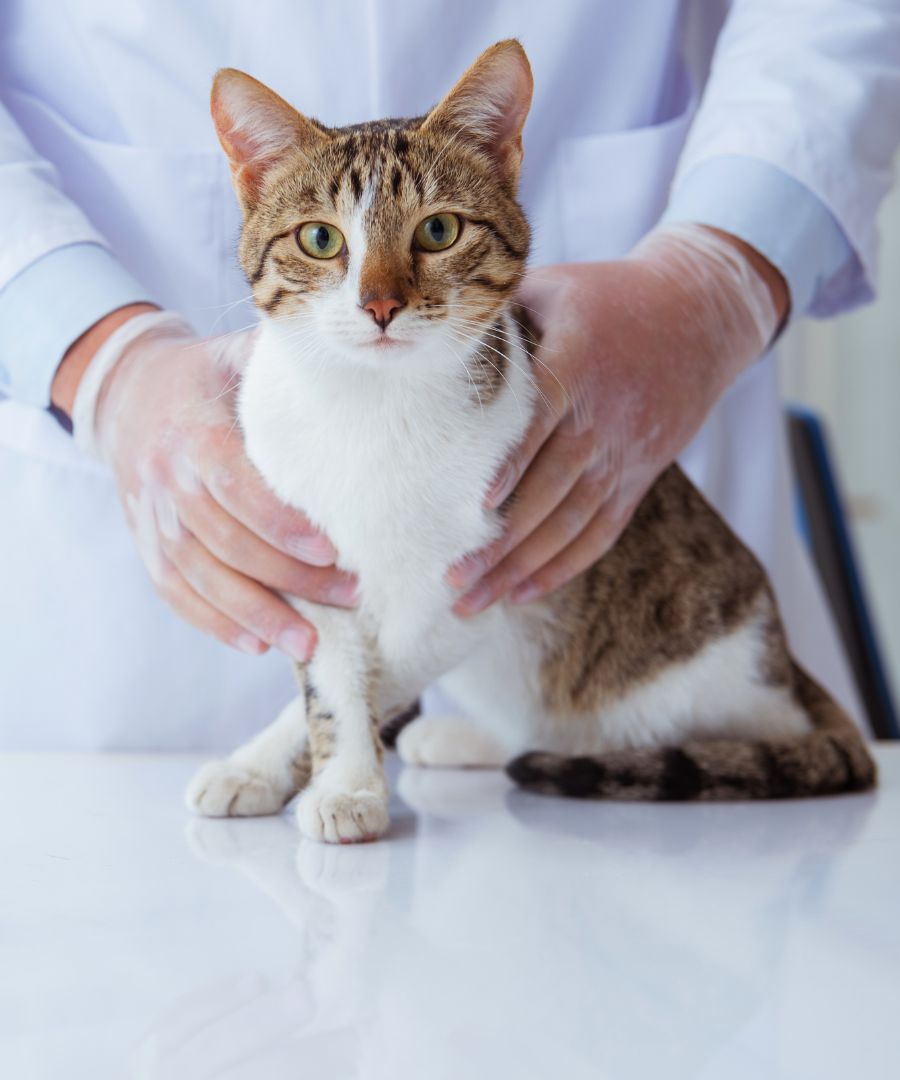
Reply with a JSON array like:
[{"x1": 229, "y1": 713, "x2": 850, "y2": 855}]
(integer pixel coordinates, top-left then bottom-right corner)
[{"x1": 362, "y1": 295, "x2": 404, "y2": 330}]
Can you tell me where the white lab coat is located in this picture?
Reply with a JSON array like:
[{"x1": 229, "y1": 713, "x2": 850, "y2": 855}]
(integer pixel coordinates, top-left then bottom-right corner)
[{"x1": 0, "y1": 0, "x2": 895, "y2": 748}]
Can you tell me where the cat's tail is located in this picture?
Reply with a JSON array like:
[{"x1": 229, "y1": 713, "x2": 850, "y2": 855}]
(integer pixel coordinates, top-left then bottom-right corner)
[{"x1": 506, "y1": 663, "x2": 877, "y2": 801}]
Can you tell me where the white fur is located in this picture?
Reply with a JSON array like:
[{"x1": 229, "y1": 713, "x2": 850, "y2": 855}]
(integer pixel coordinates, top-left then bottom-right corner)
[
  {"x1": 186, "y1": 297, "x2": 537, "y2": 840},
  {"x1": 240, "y1": 308, "x2": 535, "y2": 686}
]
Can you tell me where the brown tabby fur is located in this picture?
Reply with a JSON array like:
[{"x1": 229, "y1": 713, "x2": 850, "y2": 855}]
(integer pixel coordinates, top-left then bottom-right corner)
[
  {"x1": 232, "y1": 100, "x2": 528, "y2": 336},
  {"x1": 516, "y1": 466, "x2": 876, "y2": 799}
]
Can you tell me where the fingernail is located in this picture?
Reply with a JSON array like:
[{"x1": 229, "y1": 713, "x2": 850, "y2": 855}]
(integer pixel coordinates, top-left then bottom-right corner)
[
  {"x1": 278, "y1": 625, "x2": 315, "y2": 662},
  {"x1": 287, "y1": 534, "x2": 337, "y2": 567},
  {"x1": 485, "y1": 463, "x2": 513, "y2": 508},
  {"x1": 510, "y1": 580, "x2": 541, "y2": 604},
  {"x1": 327, "y1": 578, "x2": 360, "y2": 607},
  {"x1": 236, "y1": 632, "x2": 266, "y2": 655},
  {"x1": 447, "y1": 554, "x2": 486, "y2": 590},
  {"x1": 454, "y1": 581, "x2": 492, "y2": 616}
]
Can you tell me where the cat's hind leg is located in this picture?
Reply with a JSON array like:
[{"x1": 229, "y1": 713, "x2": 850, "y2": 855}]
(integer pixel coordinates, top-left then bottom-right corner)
[
  {"x1": 186, "y1": 695, "x2": 311, "y2": 817},
  {"x1": 396, "y1": 714, "x2": 509, "y2": 768}
]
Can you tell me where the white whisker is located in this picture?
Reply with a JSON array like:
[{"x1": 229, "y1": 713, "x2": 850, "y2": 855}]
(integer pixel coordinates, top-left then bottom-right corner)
[
  {"x1": 453, "y1": 314, "x2": 570, "y2": 411},
  {"x1": 445, "y1": 316, "x2": 557, "y2": 415},
  {"x1": 443, "y1": 326, "x2": 526, "y2": 424},
  {"x1": 440, "y1": 333, "x2": 485, "y2": 417}
]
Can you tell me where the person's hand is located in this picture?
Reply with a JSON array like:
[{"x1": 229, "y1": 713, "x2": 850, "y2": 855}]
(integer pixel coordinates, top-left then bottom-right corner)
[
  {"x1": 63, "y1": 311, "x2": 357, "y2": 659},
  {"x1": 447, "y1": 223, "x2": 788, "y2": 613}
]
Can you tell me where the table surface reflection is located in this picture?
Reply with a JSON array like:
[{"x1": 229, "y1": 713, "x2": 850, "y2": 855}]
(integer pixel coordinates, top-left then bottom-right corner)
[{"x1": 1, "y1": 747, "x2": 899, "y2": 1079}]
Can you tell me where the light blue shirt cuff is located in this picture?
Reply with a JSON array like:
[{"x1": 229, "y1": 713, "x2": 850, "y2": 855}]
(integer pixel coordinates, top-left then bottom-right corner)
[
  {"x1": 661, "y1": 156, "x2": 857, "y2": 318},
  {"x1": 0, "y1": 243, "x2": 154, "y2": 408}
]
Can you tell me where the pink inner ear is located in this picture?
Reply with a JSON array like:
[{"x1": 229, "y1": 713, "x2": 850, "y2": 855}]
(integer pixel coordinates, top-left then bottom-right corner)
[
  {"x1": 211, "y1": 96, "x2": 244, "y2": 166},
  {"x1": 211, "y1": 71, "x2": 317, "y2": 204},
  {"x1": 210, "y1": 72, "x2": 326, "y2": 208},
  {"x1": 213, "y1": 89, "x2": 284, "y2": 165},
  {"x1": 472, "y1": 58, "x2": 530, "y2": 145},
  {"x1": 488, "y1": 87, "x2": 522, "y2": 146},
  {"x1": 211, "y1": 98, "x2": 268, "y2": 198}
]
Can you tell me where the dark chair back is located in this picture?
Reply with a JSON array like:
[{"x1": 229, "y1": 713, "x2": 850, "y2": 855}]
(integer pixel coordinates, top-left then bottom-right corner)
[{"x1": 788, "y1": 406, "x2": 899, "y2": 739}]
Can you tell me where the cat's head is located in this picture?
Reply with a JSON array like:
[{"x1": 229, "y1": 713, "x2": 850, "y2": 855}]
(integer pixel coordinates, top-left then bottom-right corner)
[{"x1": 211, "y1": 40, "x2": 532, "y2": 373}]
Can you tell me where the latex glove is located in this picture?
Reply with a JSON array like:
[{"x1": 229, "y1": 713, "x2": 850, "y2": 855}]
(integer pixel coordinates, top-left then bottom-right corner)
[
  {"x1": 74, "y1": 312, "x2": 357, "y2": 659},
  {"x1": 448, "y1": 223, "x2": 788, "y2": 613}
]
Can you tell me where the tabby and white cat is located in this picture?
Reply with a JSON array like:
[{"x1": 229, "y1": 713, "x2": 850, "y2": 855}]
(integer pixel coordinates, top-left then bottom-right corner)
[{"x1": 187, "y1": 40, "x2": 875, "y2": 843}]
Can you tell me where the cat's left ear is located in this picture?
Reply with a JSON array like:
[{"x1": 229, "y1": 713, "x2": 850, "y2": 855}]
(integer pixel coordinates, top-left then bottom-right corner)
[
  {"x1": 211, "y1": 69, "x2": 327, "y2": 212},
  {"x1": 421, "y1": 40, "x2": 533, "y2": 189}
]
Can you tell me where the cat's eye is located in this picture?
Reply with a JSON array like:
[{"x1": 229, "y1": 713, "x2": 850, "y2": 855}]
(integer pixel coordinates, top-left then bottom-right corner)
[
  {"x1": 297, "y1": 222, "x2": 345, "y2": 259},
  {"x1": 415, "y1": 213, "x2": 461, "y2": 252}
]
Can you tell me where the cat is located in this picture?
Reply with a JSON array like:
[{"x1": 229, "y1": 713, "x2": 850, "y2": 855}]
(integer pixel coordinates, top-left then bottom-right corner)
[{"x1": 186, "y1": 40, "x2": 876, "y2": 843}]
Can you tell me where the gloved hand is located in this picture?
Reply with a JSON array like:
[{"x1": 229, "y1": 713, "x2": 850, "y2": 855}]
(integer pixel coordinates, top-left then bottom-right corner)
[
  {"x1": 448, "y1": 223, "x2": 788, "y2": 612},
  {"x1": 72, "y1": 312, "x2": 357, "y2": 658}
]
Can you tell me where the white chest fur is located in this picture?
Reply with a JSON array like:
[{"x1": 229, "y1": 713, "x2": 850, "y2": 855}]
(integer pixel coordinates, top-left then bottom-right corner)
[{"x1": 238, "y1": 314, "x2": 535, "y2": 677}]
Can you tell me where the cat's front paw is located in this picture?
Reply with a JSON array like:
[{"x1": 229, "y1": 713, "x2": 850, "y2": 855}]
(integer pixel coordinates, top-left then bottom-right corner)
[
  {"x1": 295, "y1": 783, "x2": 389, "y2": 844},
  {"x1": 186, "y1": 759, "x2": 291, "y2": 818}
]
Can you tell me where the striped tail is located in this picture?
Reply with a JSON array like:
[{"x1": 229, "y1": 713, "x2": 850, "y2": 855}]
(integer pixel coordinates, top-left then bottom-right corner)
[{"x1": 506, "y1": 664, "x2": 877, "y2": 801}]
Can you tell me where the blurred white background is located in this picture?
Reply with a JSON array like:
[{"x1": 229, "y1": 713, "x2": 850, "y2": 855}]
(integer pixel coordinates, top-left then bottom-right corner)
[{"x1": 780, "y1": 158, "x2": 900, "y2": 687}]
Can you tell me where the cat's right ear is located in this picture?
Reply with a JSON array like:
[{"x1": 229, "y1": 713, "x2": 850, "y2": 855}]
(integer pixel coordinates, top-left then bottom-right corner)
[
  {"x1": 421, "y1": 40, "x2": 533, "y2": 190},
  {"x1": 211, "y1": 69, "x2": 326, "y2": 213}
]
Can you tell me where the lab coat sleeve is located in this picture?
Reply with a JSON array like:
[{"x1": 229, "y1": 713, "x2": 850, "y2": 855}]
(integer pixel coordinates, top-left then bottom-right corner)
[
  {"x1": 662, "y1": 157, "x2": 856, "y2": 318},
  {"x1": 0, "y1": 101, "x2": 152, "y2": 407},
  {"x1": 0, "y1": 243, "x2": 152, "y2": 407},
  {"x1": 665, "y1": 0, "x2": 900, "y2": 317}
]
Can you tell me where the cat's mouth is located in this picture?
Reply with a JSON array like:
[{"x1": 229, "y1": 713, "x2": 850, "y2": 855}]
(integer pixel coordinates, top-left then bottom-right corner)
[{"x1": 361, "y1": 334, "x2": 406, "y2": 350}]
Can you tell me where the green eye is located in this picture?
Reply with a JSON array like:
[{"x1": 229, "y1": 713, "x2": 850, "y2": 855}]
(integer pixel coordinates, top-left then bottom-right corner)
[
  {"x1": 415, "y1": 213, "x2": 461, "y2": 252},
  {"x1": 297, "y1": 222, "x2": 345, "y2": 259}
]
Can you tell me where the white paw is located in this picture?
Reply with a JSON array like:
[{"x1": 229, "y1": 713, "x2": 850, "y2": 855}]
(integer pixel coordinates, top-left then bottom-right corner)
[
  {"x1": 396, "y1": 714, "x2": 506, "y2": 768},
  {"x1": 186, "y1": 759, "x2": 291, "y2": 817},
  {"x1": 295, "y1": 784, "x2": 389, "y2": 844}
]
